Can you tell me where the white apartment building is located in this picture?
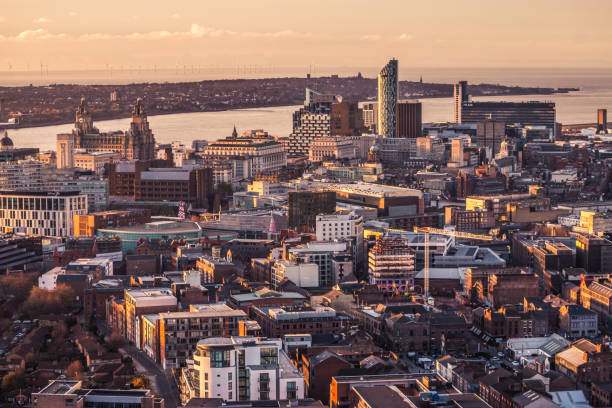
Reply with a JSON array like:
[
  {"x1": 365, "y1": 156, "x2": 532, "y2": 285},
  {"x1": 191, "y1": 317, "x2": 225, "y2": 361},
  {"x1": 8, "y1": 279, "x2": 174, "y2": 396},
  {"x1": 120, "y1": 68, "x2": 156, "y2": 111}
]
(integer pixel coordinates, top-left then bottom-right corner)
[
  {"x1": 0, "y1": 191, "x2": 87, "y2": 237},
  {"x1": 38, "y1": 266, "x2": 65, "y2": 290},
  {"x1": 185, "y1": 336, "x2": 304, "y2": 402},
  {"x1": 316, "y1": 212, "x2": 363, "y2": 242},
  {"x1": 271, "y1": 260, "x2": 318, "y2": 289}
]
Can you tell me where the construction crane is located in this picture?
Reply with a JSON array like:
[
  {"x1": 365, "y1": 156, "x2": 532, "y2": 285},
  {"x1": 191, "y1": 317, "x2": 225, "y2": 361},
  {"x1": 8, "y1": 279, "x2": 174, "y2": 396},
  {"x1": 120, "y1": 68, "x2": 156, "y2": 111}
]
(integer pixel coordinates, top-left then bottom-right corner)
[{"x1": 413, "y1": 227, "x2": 494, "y2": 302}]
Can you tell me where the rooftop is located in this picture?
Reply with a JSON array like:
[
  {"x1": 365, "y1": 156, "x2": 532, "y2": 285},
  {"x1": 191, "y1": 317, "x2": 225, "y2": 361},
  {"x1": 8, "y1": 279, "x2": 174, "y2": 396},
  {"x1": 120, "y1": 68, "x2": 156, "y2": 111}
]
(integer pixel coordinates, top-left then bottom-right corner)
[{"x1": 36, "y1": 380, "x2": 81, "y2": 395}]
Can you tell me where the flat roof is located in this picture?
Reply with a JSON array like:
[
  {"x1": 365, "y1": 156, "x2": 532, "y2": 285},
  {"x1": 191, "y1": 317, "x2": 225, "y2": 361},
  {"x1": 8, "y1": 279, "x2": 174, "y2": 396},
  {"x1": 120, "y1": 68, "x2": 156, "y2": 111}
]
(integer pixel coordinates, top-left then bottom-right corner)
[
  {"x1": 160, "y1": 304, "x2": 246, "y2": 319},
  {"x1": 37, "y1": 380, "x2": 81, "y2": 395}
]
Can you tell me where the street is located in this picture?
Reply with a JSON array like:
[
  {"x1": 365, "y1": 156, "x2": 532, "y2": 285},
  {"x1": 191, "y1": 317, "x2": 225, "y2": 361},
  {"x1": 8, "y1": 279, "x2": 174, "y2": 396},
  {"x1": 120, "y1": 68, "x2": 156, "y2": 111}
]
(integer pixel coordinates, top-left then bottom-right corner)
[{"x1": 120, "y1": 344, "x2": 180, "y2": 408}]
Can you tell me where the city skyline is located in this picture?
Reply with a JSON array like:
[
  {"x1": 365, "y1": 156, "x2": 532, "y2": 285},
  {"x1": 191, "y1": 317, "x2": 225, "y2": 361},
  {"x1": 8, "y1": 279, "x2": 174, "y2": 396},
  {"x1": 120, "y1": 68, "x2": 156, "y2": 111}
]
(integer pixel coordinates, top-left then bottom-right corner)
[{"x1": 1, "y1": 0, "x2": 611, "y2": 72}]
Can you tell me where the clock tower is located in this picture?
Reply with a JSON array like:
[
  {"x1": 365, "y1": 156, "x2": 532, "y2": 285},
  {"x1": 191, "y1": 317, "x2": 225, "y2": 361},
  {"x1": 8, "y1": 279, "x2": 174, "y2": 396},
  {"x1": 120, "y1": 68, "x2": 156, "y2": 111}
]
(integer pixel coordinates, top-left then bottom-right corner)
[{"x1": 75, "y1": 97, "x2": 94, "y2": 135}]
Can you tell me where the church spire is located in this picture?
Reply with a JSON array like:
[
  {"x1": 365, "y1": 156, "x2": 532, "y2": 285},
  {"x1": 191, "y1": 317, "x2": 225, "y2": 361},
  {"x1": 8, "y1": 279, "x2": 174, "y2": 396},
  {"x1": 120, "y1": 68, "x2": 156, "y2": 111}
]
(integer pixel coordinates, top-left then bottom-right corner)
[{"x1": 232, "y1": 125, "x2": 238, "y2": 138}]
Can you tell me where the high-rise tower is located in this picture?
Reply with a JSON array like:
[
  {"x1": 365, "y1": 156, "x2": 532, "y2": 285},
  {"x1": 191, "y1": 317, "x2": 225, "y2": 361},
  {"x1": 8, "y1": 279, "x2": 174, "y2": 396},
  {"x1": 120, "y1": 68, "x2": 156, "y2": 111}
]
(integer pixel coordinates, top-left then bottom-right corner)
[
  {"x1": 454, "y1": 81, "x2": 468, "y2": 123},
  {"x1": 377, "y1": 59, "x2": 399, "y2": 138},
  {"x1": 597, "y1": 109, "x2": 608, "y2": 134}
]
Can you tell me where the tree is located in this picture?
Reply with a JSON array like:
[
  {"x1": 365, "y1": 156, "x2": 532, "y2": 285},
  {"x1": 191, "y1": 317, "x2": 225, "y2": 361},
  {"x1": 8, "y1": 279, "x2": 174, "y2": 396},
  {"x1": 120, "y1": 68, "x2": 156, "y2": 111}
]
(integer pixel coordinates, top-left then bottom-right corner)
[
  {"x1": 67, "y1": 360, "x2": 84, "y2": 381},
  {"x1": 1, "y1": 370, "x2": 25, "y2": 392},
  {"x1": 130, "y1": 374, "x2": 150, "y2": 389},
  {"x1": 107, "y1": 331, "x2": 125, "y2": 351},
  {"x1": 0, "y1": 275, "x2": 36, "y2": 301}
]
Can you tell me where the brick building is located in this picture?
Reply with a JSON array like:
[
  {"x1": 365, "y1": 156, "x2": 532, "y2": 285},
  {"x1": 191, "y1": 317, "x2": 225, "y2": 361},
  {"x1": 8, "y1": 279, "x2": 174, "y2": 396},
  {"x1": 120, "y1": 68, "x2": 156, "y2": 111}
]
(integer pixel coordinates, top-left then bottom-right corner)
[{"x1": 108, "y1": 160, "x2": 213, "y2": 209}]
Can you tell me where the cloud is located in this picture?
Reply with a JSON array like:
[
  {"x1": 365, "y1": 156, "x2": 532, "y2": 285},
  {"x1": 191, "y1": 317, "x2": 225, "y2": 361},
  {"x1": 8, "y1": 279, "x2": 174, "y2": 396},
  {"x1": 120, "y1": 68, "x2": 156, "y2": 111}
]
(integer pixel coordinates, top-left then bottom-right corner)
[
  {"x1": 399, "y1": 33, "x2": 413, "y2": 40},
  {"x1": 33, "y1": 17, "x2": 50, "y2": 23},
  {"x1": 242, "y1": 29, "x2": 312, "y2": 38},
  {"x1": 361, "y1": 34, "x2": 382, "y2": 41},
  {"x1": 68, "y1": 12, "x2": 78, "y2": 17},
  {"x1": 0, "y1": 24, "x2": 313, "y2": 42},
  {"x1": 15, "y1": 29, "x2": 66, "y2": 41}
]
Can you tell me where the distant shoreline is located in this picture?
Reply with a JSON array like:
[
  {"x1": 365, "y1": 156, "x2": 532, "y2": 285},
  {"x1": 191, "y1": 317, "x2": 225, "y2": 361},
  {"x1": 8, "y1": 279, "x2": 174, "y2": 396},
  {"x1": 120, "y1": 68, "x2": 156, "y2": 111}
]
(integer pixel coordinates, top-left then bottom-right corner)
[{"x1": 4, "y1": 90, "x2": 578, "y2": 131}]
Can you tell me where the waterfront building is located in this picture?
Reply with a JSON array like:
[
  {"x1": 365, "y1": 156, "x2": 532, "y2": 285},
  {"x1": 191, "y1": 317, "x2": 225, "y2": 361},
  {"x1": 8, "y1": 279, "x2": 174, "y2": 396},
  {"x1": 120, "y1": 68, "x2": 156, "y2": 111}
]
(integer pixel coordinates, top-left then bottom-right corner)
[
  {"x1": 0, "y1": 190, "x2": 87, "y2": 237},
  {"x1": 287, "y1": 89, "x2": 336, "y2": 157},
  {"x1": 453, "y1": 81, "x2": 468, "y2": 123},
  {"x1": 597, "y1": 108, "x2": 608, "y2": 134},
  {"x1": 396, "y1": 101, "x2": 422, "y2": 138},
  {"x1": 56, "y1": 97, "x2": 156, "y2": 168},
  {"x1": 181, "y1": 336, "x2": 305, "y2": 402},
  {"x1": 377, "y1": 59, "x2": 399, "y2": 138},
  {"x1": 461, "y1": 101, "x2": 556, "y2": 136}
]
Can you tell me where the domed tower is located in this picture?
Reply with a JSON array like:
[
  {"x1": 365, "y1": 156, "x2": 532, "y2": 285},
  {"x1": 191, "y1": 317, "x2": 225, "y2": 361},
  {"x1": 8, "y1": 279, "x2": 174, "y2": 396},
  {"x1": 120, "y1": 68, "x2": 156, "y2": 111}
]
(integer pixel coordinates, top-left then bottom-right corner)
[{"x1": 0, "y1": 130, "x2": 13, "y2": 151}]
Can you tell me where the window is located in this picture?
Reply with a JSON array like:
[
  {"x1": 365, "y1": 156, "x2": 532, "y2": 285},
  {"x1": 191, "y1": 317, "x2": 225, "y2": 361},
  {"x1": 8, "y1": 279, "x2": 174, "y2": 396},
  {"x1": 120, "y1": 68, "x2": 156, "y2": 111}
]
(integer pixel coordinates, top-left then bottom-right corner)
[{"x1": 260, "y1": 347, "x2": 278, "y2": 365}]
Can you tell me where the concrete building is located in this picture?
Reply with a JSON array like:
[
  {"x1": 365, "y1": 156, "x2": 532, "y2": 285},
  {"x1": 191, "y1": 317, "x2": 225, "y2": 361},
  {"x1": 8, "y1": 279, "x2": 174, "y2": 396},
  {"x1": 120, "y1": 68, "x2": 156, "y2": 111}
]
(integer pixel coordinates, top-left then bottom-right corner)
[
  {"x1": 377, "y1": 59, "x2": 399, "y2": 138},
  {"x1": 271, "y1": 260, "x2": 318, "y2": 289},
  {"x1": 288, "y1": 241, "x2": 351, "y2": 287},
  {"x1": 203, "y1": 132, "x2": 286, "y2": 178},
  {"x1": 308, "y1": 136, "x2": 356, "y2": 162},
  {"x1": 196, "y1": 255, "x2": 239, "y2": 284},
  {"x1": 183, "y1": 336, "x2": 305, "y2": 402},
  {"x1": 73, "y1": 150, "x2": 121, "y2": 174},
  {"x1": 0, "y1": 190, "x2": 87, "y2": 237},
  {"x1": 316, "y1": 212, "x2": 364, "y2": 245}
]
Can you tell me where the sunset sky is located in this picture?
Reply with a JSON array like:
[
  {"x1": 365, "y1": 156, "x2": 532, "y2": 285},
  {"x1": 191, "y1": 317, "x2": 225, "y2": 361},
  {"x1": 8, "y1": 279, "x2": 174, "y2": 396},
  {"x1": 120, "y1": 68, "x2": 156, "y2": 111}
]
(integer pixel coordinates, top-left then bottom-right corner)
[{"x1": 1, "y1": 0, "x2": 611, "y2": 72}]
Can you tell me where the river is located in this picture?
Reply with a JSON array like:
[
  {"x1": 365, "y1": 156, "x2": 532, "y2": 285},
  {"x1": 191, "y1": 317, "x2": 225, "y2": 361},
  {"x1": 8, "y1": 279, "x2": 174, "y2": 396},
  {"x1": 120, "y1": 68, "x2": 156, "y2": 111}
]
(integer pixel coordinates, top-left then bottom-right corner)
[{"x1": 4, "y1": 68, "x2": 612, "y2": 151}]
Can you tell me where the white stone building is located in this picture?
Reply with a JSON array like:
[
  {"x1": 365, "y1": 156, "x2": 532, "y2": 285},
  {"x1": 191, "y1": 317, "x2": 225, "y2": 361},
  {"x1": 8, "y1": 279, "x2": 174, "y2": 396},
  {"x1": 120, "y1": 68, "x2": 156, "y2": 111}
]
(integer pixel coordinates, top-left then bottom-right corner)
[{"x1": 183, "y1": 336, "x2": 304, "y2": 402}]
